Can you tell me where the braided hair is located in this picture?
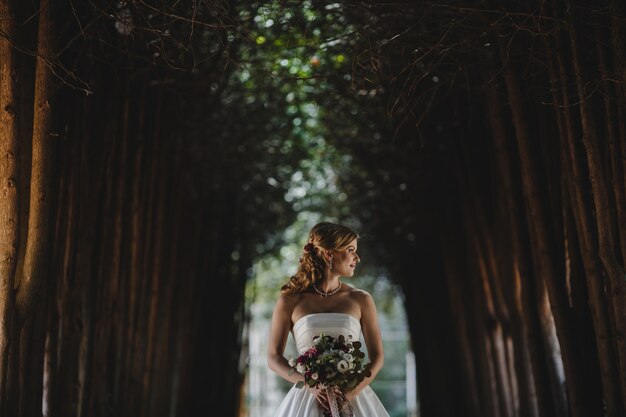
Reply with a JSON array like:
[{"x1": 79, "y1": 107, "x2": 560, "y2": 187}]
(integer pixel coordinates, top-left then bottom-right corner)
[{"x1": 280, "y1": 222, "x2": 359, "y2": 295}]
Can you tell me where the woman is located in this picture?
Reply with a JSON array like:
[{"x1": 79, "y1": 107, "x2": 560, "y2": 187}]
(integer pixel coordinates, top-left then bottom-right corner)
[{"x1": 267, "y1": 221, "x2": 390, "y2": 416}]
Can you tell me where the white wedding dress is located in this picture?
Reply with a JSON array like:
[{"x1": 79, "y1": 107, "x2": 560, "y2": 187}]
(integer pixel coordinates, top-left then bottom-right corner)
[{"x1": 272, "y1": 312, "x2": 391, "y2": 417}]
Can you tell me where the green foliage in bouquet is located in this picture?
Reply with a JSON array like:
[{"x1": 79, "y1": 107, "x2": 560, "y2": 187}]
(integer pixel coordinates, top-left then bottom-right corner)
[{"x1": 289, "y1": 333, "x2": 371, "y2": 392}]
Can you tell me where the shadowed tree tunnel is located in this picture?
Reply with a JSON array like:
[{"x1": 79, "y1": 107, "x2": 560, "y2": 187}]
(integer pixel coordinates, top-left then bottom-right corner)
[{"x1": 1, "y1": 1, "x2": 626, "y2": 417}]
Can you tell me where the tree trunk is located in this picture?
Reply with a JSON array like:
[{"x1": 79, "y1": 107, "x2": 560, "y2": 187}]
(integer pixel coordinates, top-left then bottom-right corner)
[
  {"x1": 15, "y1": 0, "x2": 54, "y2": 320},
  {"x1": 0, "y1": 0, "x2": 20, "y2": 411},
  {"x1": 498, "y1": 36, "x2": 581, "y2": 417},
  {"x1": 485, "y1": 77, "x2": 546, "y2": 417},
  {"x1": 566, "y1": 3, "x2": 626, "y2": 410},
  {"x1": 596, "y1": 4, "x2": 626, "y2": 274},
  {"x1": 545, "y1": 17, "x2": 621, "y2": 417}
]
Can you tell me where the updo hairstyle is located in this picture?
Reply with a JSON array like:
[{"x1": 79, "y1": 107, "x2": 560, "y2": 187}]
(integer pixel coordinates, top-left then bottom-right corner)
[{"x1": 280, "y1": 222, "x2": 359, "y2": 295}]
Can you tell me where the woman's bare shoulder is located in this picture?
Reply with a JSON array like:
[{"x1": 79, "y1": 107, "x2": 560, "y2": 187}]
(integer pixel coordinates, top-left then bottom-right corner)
[
  {"x1": 344, "y1": 284, "x2": 372, "y2": 299},
  {"x1": 343, "y1": 284, "x2": 374, "y2": 310}
]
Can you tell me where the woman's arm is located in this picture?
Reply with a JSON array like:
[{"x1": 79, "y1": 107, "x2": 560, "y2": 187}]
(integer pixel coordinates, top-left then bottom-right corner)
[
  {"x1": 267, "y1": 294, "x2": 304, "y2": 384},
  {"x1": 267, "y1": 293, "x2": 339, "y2": 411},
  {"x1": 345, "y1": 290, "x2": 385, "y2": 401}
]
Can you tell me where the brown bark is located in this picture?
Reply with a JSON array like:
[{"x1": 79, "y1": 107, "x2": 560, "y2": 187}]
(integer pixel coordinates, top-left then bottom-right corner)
[
  {"x1": 498, "y1": 37, "x2": 585, "y2": 417},
  {"x1": 0, "y1": 2, "x2": 247, "y2": 415},
  {"x1": 109, "y1": 83, "x2": 132, "y2": 412},
  {"x1": 0, "y1": 1, "x2": 58, "y2": 413},
  {"x1": 609, "y1": 0, "x2": 626, "y2": 266},
  {"x1": 15, "y1": 0, "x2": 55, "y2": 320},
  {"x1": 544, "y1": 18, "x2": 621, "y2": 417},
  {"x1": 475, "y1": 237, "x2": 505, "y2": 417},
  {"x1": 467, "y1": 242, "x2": 498, "y2": 417},
  {"x1": 45, "y1": 131, "x2": 75, "y2": 416},
  {"x1": 141, "y1": 95, "x2": 164, "y2": 417},
  {"x1": 597, "y1": 5, "x2": 626, "y2": 272},
  {"x1": 126, "y1": 84, "x2": 147, "y2": 416},
  {"x1": 109, "y1": 91, "x2": 129, "y2": 416},
  {"x1": 566, "y1": 4, "x2": 626, "y2": 409},
  {"x1": 18, "y1": 304, "x2": 46, "y2": 417},
  {"x1": 453, "y1": 160, "x2": 505, "y2": 417},
  {"x1": 440, "y1": 236, "x2": 480, "y2": 416},
  {"x1": 0, "y1": 0, "x2": 20, "y2": 410},
  {"x1": 89, "y1": 90, "x2": 122, "y2": 417},
  {"x1": 485, "y1": 78, "x2": 546, "y2": 417},
  {"x1": 610, "y1": 0, "x2": 626, "y2": 101},
  {"x1": 466, "y1": 185, "x2": 515, "y2": 417},
  {"x1": 153, "y1": 136, "x2": 184, "y2": 416}
]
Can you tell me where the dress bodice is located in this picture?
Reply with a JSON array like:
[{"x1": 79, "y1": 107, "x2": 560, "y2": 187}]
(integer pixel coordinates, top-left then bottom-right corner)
[
  {"x1": 292, "y1": 312, "x2": 361, "y2": 355},
  {"x1": 274, "y1": 312, "x2": 390, "y2": 416}
]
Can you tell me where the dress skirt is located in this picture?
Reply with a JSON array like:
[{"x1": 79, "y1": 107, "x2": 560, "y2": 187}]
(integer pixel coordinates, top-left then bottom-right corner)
[{"x1": 272, "y1": 384, "x2": 390, "y2": 417}]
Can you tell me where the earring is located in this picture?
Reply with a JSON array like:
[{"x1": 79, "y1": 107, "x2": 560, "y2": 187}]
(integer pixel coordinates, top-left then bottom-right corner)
[{"x1": 329, "y1": 257, "x2": 333, "y2": 270}]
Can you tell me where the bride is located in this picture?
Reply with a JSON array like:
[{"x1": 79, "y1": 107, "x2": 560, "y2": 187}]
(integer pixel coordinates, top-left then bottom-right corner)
[{"x1": 267, "y1": 221, "x2": 391, "y2": 417}]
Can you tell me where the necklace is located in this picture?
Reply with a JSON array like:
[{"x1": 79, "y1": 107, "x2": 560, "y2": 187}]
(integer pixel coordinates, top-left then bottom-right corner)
[{"x1": 312, "y1": 281, "x2": 342, "y2": 297}]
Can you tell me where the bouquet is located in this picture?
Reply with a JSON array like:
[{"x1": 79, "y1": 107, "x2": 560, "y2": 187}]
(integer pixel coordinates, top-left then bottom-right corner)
[{"x1": 288, "y1": 333, "x2": 371, "y2": 417}]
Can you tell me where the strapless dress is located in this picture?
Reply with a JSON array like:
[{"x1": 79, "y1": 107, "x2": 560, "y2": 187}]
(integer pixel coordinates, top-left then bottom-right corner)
[{"x1": 271, "y1": 312, "x2": 390, "y2": 417}]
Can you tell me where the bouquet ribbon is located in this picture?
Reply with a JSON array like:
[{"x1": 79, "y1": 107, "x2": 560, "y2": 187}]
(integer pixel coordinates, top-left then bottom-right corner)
[{"x1": 325, "y1": 386, "x2": 341, "y2": 417}]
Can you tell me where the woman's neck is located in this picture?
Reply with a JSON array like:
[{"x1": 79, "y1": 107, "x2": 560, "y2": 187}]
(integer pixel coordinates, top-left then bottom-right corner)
[{"x1": 318, "y1": 276, "x2": 341, "y2": 293}]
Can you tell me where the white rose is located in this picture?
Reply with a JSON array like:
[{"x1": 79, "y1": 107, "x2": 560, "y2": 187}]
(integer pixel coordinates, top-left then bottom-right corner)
[
  {"x1": 296, "y1": 363, "x2": 306, "y2": 373},
  {"x1": 343, "y1": 353, "x2": 354, "y2": 363},
  {"x1": 311, "y1": 372, "x2": 319, "y2": 380},
  {"x1": 337, "y1": 360, "x2": 349, "y2": 373}
]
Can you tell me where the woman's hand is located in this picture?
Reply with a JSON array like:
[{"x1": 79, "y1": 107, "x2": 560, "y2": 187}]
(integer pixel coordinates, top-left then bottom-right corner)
[
  {"x1": 309, "y1": 385, "x2": 343, "y2": 412},
  {"x1": 343, "y1": 389, "x2": 357, "y2": 402},
  {"x1": 336, "y1": 390, "x2": 356, "y2": 417}
]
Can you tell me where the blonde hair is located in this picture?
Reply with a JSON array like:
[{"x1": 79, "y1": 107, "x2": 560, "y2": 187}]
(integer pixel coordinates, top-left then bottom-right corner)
[{"x1": 280, "y1": 222, "x2": 359, "y2": 295}]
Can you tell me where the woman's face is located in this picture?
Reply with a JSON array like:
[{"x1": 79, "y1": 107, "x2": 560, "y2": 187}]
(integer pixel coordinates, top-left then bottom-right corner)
[{"x1": 333, "y1": 238, "x2": 360, "y2": 277}]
